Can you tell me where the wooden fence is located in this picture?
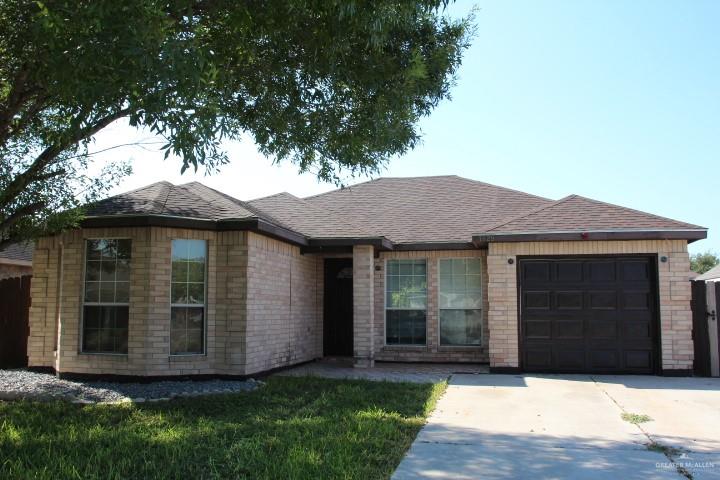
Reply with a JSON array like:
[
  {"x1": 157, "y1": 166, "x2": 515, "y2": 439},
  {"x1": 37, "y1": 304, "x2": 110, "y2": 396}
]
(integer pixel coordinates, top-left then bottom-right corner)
[{"x1": 0, "y1": 275, "x2": 31, "y2": 368}]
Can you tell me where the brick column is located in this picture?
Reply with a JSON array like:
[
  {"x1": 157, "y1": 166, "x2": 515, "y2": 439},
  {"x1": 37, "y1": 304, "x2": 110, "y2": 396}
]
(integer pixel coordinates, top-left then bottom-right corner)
[
  {"x1": 486, "y1": 249, "x2": 520, "y2": 370},
  {"x1": 353, "y1": 245, "x2": 375, "y2": 367}
]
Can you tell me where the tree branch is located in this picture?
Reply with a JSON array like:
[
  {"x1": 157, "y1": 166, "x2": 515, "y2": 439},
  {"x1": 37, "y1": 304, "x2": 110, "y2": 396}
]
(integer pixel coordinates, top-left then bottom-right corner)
[
  {"x1": 0, "y1": 201, "x2": 45, "y2": 232},
  {"x1": 0, "y1": 66, "x2": 33, "y2": 140},
  {"x1": 0, "y1": 108, "x2": 131, "y2": 210}
]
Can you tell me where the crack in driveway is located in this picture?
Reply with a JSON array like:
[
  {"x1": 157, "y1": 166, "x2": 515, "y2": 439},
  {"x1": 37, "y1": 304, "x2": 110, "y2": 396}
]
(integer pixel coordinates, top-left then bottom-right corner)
[{"x1": 590, "y1": 375, "x2": 693, "y2": 479}]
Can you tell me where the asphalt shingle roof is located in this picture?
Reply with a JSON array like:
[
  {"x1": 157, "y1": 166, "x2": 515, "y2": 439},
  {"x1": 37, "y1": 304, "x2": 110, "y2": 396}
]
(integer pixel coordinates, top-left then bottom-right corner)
[
  {"x1": 303, "y1": 176, "x2": 553, "y2": 244},
  {"x1": 485, "y1": 194, "x2": 703, "y2": 234},
  {"x1": 248, "y1": 192, "x2": 372, "y2": 239},
  {"x1": 86, "y1": 175, "x2": 705, "y2": 245},
  {"x1": 87, "y1": 181, "x2": 258, "y2": 221},
  {"x1": 0, "y1": 241, "x2": 33, "y2": 263}
]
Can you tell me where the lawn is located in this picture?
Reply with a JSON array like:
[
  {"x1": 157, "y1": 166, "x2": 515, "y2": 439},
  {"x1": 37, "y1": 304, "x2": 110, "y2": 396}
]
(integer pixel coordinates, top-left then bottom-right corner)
[{"x1": 0, "y1": 376, "x2": 445, "y2": 480}]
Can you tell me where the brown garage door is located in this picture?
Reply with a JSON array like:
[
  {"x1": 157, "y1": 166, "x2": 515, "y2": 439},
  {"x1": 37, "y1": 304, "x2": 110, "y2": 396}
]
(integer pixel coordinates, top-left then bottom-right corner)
[{"x1": 519, "y1": 256, "x2": 659, "y2": 374}]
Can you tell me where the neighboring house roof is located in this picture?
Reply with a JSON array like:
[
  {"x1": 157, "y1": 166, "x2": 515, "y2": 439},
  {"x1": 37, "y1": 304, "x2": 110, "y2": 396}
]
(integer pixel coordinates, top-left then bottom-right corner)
[
  {"x1": 0, "y1": 241, "x2": 34, "y2": 266},
  {"x1": 696, "y1": 265, "x2": 720, "y2": 281},
  {"x1": 689, "y1": 270, "x2": 701, "y2": 280},
  {"x1": 81, "y1": 175, "x2": 707, "y2": 249}
]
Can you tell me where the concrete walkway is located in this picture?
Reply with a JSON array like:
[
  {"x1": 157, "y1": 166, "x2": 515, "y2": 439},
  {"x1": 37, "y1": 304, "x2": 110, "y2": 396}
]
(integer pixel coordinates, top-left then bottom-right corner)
[
  {"x1": 394, "y1": 374, "x2": 720, "y2": 479},
  {"x1": 275, "y1": 359, "x2": 488, "y2": 383}
]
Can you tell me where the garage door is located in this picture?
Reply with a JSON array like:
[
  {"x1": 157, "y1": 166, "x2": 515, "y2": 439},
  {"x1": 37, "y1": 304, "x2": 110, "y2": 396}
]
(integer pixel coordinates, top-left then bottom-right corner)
[{"x1": 519, "y1": 256, "x2": 658, "y2": 374}]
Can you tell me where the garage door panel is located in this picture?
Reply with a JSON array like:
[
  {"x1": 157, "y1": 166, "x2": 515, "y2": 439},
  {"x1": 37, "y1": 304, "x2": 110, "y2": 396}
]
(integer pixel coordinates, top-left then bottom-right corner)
[
  {"x1": 588, "y1": 290, "x2": 618, "y2": 310},
  {"x1": 589, "y1": 261, "x2": 616, "y2": 282},
  {"x1": 525, "y1": 320, "x2": 552, "y2": 339},
  {"x1": 554, "y1": 319, "x2": 583, "y2": 339},
  {"x1": 589, "y1": 350, "x2": 619, "y2": 369},
  {"x1": 524, "y1": 291, "x2": 550, "y2": 309},
  {"x1": 622, "y1": 320, "x2": 652, "y2": 339},
  {"x1": 588, "y1": 320, "x2": 618, "y2": 339},
  {"x1": 520, "y1": 256, "x2": 658, "y2": 374},
  {"x1": 556, "y1": 291, "x2": 583, "y2": 310},
  {"x1": 524, "y1": 348, "x2": 552, "y2": 369},
  {"x1": 620, "y1": 261, "x2": 650, "y2": 282},
  {"x1": 556, "y1": 349, "x2": 585, "y2": 369},
  {"x1": 523, "y1": 262, "x2": 550, "y2": 282},
  {"x1": 624, "y1": 350, "x2": 652, "y2": 370},
  {"x1": 621, "y1": 290, "x2": 651, "y2": 310},
  {"x1": 556, "y1": 262, "x2": 583, "y2": 282}
]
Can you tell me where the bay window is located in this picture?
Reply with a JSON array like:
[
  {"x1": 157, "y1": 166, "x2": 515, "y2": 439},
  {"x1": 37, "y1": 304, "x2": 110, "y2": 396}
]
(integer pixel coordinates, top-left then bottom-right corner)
[
  {"x1": 82, "y1": 239, "x2": 131, "y2": 354},
  {"x1": 170, "y1": 239, "x2": 207, "y2": 355}
]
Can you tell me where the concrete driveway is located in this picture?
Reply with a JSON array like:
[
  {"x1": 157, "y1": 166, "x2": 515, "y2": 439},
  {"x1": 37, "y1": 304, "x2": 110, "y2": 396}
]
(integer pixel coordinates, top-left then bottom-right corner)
[{"x1": 393, "y1": 374, "x2": 720, "y2": 480}]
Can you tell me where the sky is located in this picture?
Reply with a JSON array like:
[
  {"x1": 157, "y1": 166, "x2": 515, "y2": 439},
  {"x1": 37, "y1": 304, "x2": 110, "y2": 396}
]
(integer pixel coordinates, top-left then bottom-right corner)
[{"x1": 89, "y1": 0, "x2": 720, "y2": 254}]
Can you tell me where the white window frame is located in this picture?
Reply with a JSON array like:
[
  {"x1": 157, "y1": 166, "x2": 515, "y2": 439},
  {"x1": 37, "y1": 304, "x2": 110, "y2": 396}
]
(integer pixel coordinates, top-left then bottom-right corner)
[
  {"x1": 80, "y1": 237, "x2": 132, "y2": 355},
  {"x1": 437, "y1": 257, "x2": 484, "y2": 347},
  {"x1": 384, "y1": 258, "x2": 428, "y2": 346},
  {"x1": 169, "y1": 239, "x2": 208, "y2": 356}
]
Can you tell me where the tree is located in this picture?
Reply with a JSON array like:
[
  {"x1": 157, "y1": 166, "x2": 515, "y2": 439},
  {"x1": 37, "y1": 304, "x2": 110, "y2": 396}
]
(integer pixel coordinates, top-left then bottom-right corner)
[
  {"x1": 691, "y1": 251, "x2": 719, "y2": 274},
  {"x1": 0, "y1": 0, "x2": 471, "y2": 249}
]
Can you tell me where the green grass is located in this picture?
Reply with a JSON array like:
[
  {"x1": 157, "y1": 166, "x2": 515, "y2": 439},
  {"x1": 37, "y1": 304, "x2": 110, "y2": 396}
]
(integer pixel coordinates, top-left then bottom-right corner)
[
  {"x1": 0, "y1": 376, "x2": 446, "y2": 480},
  {"x1": 621, "y1": 412, "x2": 653, "y2": 424}
]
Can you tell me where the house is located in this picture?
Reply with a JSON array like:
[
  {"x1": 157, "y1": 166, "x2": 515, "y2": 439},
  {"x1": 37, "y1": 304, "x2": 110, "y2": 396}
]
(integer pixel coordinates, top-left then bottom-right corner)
[
  {"x1": 26, "y1": 176, "x2": 707, "y2": 378},
  {"x1": 695, "y1": 265, "x2": 720, "y2": 282},
  {"x1": 0, "y1": 242, "x2": 33, "y2": 280}
]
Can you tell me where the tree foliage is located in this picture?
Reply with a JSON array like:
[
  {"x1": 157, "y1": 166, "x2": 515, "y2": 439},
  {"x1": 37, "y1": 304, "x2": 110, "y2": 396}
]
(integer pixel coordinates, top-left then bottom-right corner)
[
  {"x1": 691, "y1": 251, "x2": 719, "y2": 274},
  {"x1": 0, "y1": 0, "x2": 471, "y2": 248}
]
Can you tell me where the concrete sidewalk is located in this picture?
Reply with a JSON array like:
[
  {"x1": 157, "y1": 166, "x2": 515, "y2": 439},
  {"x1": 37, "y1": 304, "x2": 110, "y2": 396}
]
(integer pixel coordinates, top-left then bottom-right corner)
[{"x1": 393, "y1": 374, "x2": 720, "y2": 479}]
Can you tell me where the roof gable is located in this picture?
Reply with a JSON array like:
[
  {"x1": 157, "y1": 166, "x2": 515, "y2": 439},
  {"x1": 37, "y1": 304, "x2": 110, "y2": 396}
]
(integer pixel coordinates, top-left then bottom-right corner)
[{"x1": 484, "y1": 194, "x2": 705, "y2": 234}]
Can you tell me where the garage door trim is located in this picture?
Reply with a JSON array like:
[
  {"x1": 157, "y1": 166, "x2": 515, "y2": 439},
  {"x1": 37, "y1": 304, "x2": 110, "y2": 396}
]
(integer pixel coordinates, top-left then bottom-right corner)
[{"x1": 516, "y1": 254, "x2": 661, "y2": 374}]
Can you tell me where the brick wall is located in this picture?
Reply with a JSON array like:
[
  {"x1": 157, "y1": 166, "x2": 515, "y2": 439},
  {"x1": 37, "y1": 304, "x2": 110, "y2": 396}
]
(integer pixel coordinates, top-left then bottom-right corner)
[
  {"x1": 28, "y1": 227, "x2": 321, "y2": 377},
  {"x1": 487, "y1": 240, "x2": 692, "y2": 371},
  {"x1": 371, "y1": 250, "x2": 489, "y2": 363},
  {"x1": 244, "y1": 232, "x2": 322, "y2": 375}
]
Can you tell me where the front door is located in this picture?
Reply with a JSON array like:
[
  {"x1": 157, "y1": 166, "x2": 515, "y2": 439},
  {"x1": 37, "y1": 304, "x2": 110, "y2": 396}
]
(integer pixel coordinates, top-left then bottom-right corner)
[{"x1": 323, "y1": 258, "x2": 353, "y2": 356}]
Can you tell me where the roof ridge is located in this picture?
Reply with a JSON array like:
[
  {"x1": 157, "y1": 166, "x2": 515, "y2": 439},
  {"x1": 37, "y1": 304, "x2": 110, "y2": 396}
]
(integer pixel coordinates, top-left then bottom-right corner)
[
  {"x1": 451, "y1": 176, "x2": 554, "y2": 203},
  {"x1": 188, "y1": 182, "x2": 300, "y2": 230},
  {"x1": 303, "y1": 177, "x2": 382, "y2": 200},
  {"x1": 568, "y1": 194, "x2": 706, "y2": 230},
  {"x1": 484, "y1": 195, "x2": 575, "y2": 232},
  {"x1": 247, "y1": 191, "x2": 300, "y2": 202}
]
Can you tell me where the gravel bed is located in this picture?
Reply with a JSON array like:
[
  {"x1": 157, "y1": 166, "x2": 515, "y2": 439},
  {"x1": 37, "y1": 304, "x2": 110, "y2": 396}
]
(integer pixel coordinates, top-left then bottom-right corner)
[{"x1": 0, "y1": 369, "x2": 261, "y2": 404}]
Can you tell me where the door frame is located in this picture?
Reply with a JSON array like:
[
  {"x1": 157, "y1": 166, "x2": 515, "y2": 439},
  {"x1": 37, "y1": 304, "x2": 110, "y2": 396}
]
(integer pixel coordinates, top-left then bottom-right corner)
[{"x1": 516, "y1": 254, "x2": 661, "y2": 374}]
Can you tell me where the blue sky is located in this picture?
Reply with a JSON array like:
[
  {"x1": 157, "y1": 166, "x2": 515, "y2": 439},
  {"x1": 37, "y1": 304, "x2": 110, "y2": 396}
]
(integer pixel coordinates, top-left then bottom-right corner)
[{"x1": 93, "y1": 0, "x2": 719, "y2": 253}]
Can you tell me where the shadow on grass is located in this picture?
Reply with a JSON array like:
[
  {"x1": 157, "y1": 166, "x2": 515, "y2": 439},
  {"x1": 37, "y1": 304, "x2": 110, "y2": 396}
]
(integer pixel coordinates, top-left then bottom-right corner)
[{"x1": 0, "y1": 377, "x2": 444, "y2": 480}]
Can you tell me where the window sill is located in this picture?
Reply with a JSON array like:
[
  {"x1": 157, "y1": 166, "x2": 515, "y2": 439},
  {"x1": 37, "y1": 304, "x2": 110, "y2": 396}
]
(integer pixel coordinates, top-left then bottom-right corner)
[
  {"x1": 382, "y1": 345, "x2": 429, "y2": 352},
  {"x1": 77, "y1": 352, "x2": 128, "y2": 358},
  {"x1": 437, "y1": 345, "x2": 485, "y2": 352},
  {"x1": 169, "y1": 354, "x2": 207, "y2": 361}
]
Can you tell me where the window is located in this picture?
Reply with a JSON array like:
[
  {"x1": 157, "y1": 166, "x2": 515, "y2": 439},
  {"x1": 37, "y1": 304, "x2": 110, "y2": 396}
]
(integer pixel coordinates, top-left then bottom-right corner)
[
  {"x1": 170, "y1": 239, "x2": 207, "y2": 355},
  {"x1": 82, "y1": 239, "x2": 131, "y2": 354},
  {"x1": 439, "y1": 258, "x2": 483, "y2": 346},
  {"x1": 386, "y1": 259, "x2": 427, "y2": 345}
]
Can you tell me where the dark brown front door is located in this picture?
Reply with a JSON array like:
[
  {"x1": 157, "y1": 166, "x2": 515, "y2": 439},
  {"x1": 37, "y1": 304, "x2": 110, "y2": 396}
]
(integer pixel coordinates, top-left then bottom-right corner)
[
  {"x1": 520, "y1": 257, "x2": 659, "y2": 374},
  {"x1": 324, "y1": 258, "x2": 353, "y2": 356}
]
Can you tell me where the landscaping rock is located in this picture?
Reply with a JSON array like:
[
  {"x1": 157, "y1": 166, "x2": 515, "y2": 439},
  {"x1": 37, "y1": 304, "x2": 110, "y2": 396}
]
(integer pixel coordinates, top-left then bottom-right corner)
[{"x1": 0, "y1": 369, "x2": 259, "y2": 404}]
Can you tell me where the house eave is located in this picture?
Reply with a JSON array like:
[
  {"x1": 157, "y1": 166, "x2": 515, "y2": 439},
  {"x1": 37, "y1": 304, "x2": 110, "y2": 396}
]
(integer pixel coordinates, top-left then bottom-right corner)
[
  {"x1": 81, "y1": 214, "x2": 309, "y2": 246},
  {"x1": 472, "y1": 229, "x2": 708, "y2": 245}
]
